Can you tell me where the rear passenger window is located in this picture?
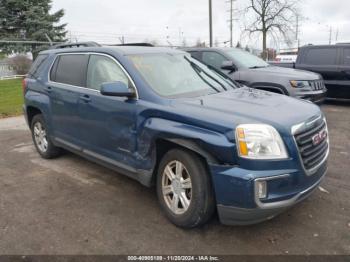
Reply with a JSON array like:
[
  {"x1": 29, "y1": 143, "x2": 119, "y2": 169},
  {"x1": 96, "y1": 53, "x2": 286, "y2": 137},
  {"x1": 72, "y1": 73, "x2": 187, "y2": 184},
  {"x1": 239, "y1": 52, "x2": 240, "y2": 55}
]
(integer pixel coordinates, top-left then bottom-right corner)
[
  {"x1": 86, "y1": 55, "x2": 129, "y2": 90},
  {"x1": 28, "y1": 54, "x2": 48, "y2": 78},
  {"x1": 51, "y1": 54, "x2": 89, "y2": 86},
  {"x1": 343, "y1": 48, "x2": 350, "y2": 65},
  {"x1": 304, "y1": 48, "x2": 337, "y2": 65}
]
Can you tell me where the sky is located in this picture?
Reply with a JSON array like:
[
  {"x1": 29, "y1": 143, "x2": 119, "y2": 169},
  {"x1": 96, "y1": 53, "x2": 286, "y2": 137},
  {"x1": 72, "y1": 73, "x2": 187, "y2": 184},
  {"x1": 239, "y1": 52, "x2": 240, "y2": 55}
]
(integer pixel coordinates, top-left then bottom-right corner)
[{"x1": 51, "y1": 0, "x2": 350, "y2": 51}]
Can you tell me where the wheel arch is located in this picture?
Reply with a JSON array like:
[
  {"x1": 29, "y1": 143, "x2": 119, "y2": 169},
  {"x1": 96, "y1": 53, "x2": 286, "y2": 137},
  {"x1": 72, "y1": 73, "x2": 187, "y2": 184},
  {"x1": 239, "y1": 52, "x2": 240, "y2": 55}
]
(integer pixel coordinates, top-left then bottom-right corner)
[
  {"x1": 250, "y1": 82, "x2": 289, "y2": 95},
  {"x1": 149, "y1": 138, "x2": 220, "y2": 186},
  {"x1": 26, "y1": 106, "x2": 42, "y2": 126}
]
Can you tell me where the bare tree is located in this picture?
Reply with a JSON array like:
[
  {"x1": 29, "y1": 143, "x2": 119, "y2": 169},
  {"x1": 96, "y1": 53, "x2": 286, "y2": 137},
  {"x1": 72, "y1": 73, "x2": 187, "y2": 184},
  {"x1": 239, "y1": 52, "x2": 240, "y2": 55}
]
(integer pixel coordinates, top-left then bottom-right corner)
[
  {"x1": 195, "y1": 38, "x2": 206, "y2": 47},
  {"x1": 243, "y1": 0, "x2": 299, "y2": 59}
]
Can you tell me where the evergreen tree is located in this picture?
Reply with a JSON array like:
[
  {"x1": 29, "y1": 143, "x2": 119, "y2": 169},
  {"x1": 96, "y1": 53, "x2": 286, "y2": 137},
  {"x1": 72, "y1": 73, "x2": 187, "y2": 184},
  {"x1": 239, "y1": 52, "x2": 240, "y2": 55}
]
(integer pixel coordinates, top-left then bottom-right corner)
[{"x1": 0, "y1": 0, "x2": 67, "y2": 54}]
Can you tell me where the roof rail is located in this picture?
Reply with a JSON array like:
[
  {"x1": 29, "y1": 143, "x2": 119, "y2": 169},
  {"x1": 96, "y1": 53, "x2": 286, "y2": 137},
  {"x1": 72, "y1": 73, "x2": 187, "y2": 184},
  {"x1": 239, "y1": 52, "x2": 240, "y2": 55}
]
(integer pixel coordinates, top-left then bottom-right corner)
[
  {"x1": 111, "y1": 43, "x2": 154, "y2": 47},
  {"x1": 50, "y1": 41, "x2": 101, "y2": 49}
]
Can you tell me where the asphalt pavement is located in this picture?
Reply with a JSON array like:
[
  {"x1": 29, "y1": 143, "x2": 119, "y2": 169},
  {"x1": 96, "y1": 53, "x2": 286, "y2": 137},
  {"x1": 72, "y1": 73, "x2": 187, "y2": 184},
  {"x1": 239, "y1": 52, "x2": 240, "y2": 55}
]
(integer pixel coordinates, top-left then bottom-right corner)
[{"x1": 0, "y1": 102, "x2": 349, "y2": 255}]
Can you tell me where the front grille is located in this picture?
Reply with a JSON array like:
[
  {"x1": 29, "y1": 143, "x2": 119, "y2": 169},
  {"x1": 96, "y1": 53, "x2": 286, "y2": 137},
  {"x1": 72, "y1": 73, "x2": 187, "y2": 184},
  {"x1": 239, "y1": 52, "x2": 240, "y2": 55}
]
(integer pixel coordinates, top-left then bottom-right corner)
[
  {"x1": 310, "y1": 80, "x2": 325, "y2": 91},
  {"x1": 294, "y1": 120, "x2": 329, "y2": 173}
]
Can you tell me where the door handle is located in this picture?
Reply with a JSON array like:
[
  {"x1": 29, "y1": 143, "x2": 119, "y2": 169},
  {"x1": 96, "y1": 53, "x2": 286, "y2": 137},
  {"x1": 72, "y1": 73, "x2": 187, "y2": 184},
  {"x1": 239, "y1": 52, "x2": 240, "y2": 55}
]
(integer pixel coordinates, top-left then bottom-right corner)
[
  {"x1": 80, "y1": 94, "x2": 91, "y2": 103},
  {"x1": 45, "y1": 86, "x2": 52, "y2": 93}
]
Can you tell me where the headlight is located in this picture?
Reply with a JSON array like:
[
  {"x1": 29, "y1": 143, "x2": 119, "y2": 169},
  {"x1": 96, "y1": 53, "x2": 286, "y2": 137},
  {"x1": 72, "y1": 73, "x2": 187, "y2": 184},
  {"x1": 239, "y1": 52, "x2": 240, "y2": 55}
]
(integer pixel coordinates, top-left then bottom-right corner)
[
  {"x1": 290, "y1": 80, "x2": 311, "y2": 88},
  {"x1": 235, "y1": 124, "x2": 288, "y2": 159}
]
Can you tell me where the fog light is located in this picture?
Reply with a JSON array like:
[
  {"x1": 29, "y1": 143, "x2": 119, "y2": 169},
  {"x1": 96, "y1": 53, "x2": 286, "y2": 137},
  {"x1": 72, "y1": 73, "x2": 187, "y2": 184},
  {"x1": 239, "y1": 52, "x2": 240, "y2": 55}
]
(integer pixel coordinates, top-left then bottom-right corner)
[{"x1": 256, "y1": 180, "x2": 267, "y2": 199}]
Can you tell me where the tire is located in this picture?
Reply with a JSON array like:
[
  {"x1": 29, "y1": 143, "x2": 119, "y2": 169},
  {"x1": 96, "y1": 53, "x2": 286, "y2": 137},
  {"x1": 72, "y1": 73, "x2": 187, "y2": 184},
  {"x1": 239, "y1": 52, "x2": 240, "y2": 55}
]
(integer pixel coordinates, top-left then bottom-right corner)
[
  {"x1": 31, "y1": 114, "x2": 61, "y2": 159},
  {"x1": 156, "y1": 148, "x2": 215, "y2": 228}
]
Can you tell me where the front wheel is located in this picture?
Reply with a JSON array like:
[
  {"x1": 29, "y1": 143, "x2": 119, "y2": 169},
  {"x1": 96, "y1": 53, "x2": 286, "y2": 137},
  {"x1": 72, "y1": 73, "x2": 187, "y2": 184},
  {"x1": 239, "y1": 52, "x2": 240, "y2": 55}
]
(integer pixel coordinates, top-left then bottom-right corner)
[{"x1": 156, "y1": 148, "x2": 215, "y2": 228}]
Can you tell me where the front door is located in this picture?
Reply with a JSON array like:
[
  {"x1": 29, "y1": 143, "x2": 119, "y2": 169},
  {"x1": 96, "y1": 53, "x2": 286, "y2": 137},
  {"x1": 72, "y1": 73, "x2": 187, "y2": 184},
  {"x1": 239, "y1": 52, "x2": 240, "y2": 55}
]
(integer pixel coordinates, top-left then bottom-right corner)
[
  {"x1": 337, "y1": 47, "x2": 350, "y2": 99},
  {"x1": 78, "y1": 54, "x2": 138, "y2": 166}
]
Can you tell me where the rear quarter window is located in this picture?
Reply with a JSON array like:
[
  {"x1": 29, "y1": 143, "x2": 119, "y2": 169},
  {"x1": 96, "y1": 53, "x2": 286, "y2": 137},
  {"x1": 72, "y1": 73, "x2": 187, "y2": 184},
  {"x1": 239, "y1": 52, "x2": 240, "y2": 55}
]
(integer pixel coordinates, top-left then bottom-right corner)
[
  {"x1": 28, "y1": 54, "x2": 49, "y2": 78},
  {"x1": 51, "y1": 54, "x2": 89, "y2": 87},
  {"x1": 303, "y1": 48, "x2": 337, "y2": 65}
]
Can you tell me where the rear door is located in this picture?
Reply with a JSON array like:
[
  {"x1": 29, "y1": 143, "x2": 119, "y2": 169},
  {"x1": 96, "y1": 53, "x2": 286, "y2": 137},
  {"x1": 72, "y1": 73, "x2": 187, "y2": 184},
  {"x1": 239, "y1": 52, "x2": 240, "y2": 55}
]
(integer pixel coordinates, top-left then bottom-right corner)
[
  {"x1": 297, "y1": 47, "x2": 341, "y2": 98},
  {"x1": 337, "y1": 47, "x2": 350, "y2": 99},
  {"x1": 78, "y1": 53, "x2": 138, "y2": 167},
  {"x1": 49, "y1": 53, "x2": 89, "y2": 146}
]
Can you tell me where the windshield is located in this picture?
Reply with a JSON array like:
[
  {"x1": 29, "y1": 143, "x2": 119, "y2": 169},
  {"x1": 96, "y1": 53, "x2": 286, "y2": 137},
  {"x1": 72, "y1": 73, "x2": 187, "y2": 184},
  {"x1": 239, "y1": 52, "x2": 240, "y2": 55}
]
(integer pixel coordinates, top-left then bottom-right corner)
[
  {"x1": 128, "y1": 53, "x2": 237, "y2": 98},
  {"x1": 226, "y1": 49, "x2": 269, "y2": 69}
]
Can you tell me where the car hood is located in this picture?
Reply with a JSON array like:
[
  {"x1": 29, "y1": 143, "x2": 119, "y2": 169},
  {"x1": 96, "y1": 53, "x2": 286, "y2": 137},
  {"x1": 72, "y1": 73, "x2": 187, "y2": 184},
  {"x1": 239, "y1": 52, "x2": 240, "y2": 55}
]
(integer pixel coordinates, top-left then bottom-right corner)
[
  {"x1": 249, "y1": 66, "x2": 321, "y2": 80},
  {"x1": 173, "y1": 87, "x2": 322, "y2": 135}
]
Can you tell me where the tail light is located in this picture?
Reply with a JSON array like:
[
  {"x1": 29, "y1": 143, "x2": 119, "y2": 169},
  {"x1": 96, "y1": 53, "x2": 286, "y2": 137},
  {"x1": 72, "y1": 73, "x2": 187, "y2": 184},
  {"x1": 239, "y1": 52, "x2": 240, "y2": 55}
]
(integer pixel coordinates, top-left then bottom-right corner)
[{"x1": 22, "y1": 78, "x2": 27, "y2": 95}]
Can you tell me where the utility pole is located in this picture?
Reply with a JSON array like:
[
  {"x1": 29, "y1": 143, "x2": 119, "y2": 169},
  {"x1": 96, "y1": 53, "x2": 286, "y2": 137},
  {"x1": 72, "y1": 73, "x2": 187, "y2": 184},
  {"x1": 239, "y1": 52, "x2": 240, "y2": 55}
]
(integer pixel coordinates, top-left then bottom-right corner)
[
  {"x1": 229, "y1": 0, "x2": 233, "y2": 47},
  {"x1": 227, "y1": 0, "x2": 236, "y2": 47},
  {"x1": 295, "y1": 14, "x2": 300, "y2": 49},
  {"x1": 226, "y1": 0, "x2": 237, "y2": 48},
  {"x1": 329, "y1": 26, "x2": 332, "y2": 45},
  {"x1": 335, "y1": 28, "x2": 339, "y2": 42},
  {"x1": 178, "y1": 28, "x2": 184, "y2": 47},
  {"x1": 209, "y1": 0, "x2": 213, "y2": 47},
  {"x1": 295, "y1": 15, "x2": 299, "y2": 41}
]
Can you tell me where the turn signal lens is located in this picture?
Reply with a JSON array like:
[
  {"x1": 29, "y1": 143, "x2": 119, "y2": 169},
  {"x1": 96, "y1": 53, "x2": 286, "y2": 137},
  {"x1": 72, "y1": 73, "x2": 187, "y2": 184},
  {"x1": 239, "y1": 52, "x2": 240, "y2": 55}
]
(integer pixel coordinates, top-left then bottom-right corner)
[
  {"x1": 256, "y1": 180, "x2": 267, "y2": 199},
  {"x1": 237, "y1": 128, "x2": 248, "y2": 156}
]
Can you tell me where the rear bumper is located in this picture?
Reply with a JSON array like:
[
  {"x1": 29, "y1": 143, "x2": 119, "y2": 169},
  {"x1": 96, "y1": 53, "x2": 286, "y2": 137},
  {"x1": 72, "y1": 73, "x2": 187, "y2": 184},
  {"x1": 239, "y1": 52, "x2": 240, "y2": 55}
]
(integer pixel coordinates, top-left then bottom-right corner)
[{"x1": 22, "y1": 105, "x2": 29, "y2": 126}]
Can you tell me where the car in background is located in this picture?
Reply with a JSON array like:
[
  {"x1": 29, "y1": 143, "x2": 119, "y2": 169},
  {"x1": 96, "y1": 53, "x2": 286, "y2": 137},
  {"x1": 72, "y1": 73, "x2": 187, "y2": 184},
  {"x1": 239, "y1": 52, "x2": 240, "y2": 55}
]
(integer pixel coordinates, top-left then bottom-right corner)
[
  {"x1": 183, "y1": 47, "x2": 326, "y2": 103},
  {"x1": 270, "y1": 44, "x2": 350, "y2": 100},
  {"x1": 274, "y1": 48, "x2": 298, "y2": 64}
]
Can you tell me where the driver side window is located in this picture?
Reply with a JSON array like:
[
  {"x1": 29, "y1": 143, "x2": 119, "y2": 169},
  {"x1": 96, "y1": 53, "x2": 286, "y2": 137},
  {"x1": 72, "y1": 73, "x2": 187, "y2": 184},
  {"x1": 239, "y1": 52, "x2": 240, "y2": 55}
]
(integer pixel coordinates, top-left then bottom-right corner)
[
  {"x1": 202, "y1": 52, "x2": 227, "y2": 69},
  {"x1": 87, "y1": 55, "x2": 130, "y2": 90}
]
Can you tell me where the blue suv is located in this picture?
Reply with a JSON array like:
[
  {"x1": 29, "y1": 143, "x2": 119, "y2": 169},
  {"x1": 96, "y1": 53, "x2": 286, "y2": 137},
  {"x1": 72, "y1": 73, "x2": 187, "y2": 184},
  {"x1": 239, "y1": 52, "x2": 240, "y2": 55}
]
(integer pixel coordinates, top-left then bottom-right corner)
[{"x1": 23, "y1": 42, "x2": 329, "y2": 228}]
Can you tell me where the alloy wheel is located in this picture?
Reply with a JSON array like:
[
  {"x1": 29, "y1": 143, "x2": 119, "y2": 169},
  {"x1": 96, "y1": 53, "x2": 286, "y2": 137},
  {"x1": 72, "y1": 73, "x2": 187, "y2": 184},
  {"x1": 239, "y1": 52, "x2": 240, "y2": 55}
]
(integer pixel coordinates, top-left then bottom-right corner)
[
  {"x1": 161, "y1": 160, "x2": 192, "y2": 215},
  {"x1": 33, "y1": 122, "x2": 48, "y2": 153}
]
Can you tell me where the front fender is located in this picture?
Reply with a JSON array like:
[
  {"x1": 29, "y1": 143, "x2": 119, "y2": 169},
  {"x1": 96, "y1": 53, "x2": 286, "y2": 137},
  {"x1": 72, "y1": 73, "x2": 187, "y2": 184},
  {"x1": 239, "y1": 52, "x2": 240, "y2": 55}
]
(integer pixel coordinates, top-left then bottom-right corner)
[{"x1": 137, "y1": 117, "x2": 237, "y2": 167}]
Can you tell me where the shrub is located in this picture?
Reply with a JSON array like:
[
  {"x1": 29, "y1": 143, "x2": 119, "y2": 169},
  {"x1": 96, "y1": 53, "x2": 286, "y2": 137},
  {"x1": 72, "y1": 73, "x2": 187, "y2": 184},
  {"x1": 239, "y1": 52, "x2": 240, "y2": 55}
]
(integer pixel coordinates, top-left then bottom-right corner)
[{"x1": 8, "y1": 55, "x2": 32, "y2": 75}]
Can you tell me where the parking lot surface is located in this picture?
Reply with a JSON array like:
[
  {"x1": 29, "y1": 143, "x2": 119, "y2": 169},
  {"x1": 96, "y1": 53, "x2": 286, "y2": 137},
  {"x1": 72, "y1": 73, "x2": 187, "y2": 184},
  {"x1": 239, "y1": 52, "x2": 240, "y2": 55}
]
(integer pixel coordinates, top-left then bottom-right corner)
[{"x1": 0, "y1": 102, "x2": 349, "y2": 255}]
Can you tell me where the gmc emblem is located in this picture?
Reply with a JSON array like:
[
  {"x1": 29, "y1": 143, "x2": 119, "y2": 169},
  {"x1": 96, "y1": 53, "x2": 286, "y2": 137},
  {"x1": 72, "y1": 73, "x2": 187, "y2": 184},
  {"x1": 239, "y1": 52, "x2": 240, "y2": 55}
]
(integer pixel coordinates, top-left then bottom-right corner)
[{"x1": 312, "y1": 129, "x2": 327, "y2": 146}]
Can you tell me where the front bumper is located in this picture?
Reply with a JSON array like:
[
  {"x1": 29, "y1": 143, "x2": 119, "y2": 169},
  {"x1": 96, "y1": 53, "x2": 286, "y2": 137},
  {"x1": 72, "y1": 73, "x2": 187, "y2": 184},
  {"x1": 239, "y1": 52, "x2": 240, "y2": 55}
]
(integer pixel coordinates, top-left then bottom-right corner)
[
  {"x1": 294, "y1": 90, "x2": 327, "y2": 104},
  {"x1": 217, "y1": 169, "x2": 325, "y2": 225},
  {"x1": 210, "y1": 160, "x2": 327, "y2": 225}
]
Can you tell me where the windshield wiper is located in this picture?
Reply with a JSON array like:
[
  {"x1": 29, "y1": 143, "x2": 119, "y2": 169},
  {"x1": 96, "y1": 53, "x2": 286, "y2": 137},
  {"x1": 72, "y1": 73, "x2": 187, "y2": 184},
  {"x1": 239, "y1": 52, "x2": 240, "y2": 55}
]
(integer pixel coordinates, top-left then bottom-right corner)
[
  {"x1": 184, "y1": 56, "x2": 227, "y2": 91},
  {"x1": 184, "y1": 56, "x2": 221, "y2": 93},
  {"x1": 205, "y1": 64, "x2": 239, "y2": 89},
  {"x1": 249, "y1": 66, "x2": 267, "y2": 69}
]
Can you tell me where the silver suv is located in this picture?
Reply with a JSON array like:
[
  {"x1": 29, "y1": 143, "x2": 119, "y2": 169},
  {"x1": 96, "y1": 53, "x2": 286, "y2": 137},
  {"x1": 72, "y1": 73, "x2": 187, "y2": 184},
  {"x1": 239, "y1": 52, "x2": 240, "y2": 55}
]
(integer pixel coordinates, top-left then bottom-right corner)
[{"x1": 183, "y1": 47, "x2": 327, "y2": 104}]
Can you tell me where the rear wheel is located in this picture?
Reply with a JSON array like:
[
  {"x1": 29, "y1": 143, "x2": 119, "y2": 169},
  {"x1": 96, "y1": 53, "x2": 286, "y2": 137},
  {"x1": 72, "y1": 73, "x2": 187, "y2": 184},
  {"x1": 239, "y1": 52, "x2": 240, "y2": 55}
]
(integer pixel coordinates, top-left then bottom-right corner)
[
  {"x1": 156, "y1": 148, "x2": 215, "y2": 228},
  {"x1": 31, "y1": 114, "x2": 61, "y2": 159}
]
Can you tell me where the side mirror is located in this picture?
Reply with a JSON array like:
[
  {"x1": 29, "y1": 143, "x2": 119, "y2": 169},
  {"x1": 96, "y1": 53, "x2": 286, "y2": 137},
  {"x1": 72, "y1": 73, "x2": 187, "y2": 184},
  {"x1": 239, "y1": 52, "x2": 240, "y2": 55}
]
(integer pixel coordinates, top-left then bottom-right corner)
[
  {"x1": 221, "y1": 60, "x2": 236, "y2": 71},
  {"x1": 100, "y1": 81, "x2": 135, "y2": 98}
]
